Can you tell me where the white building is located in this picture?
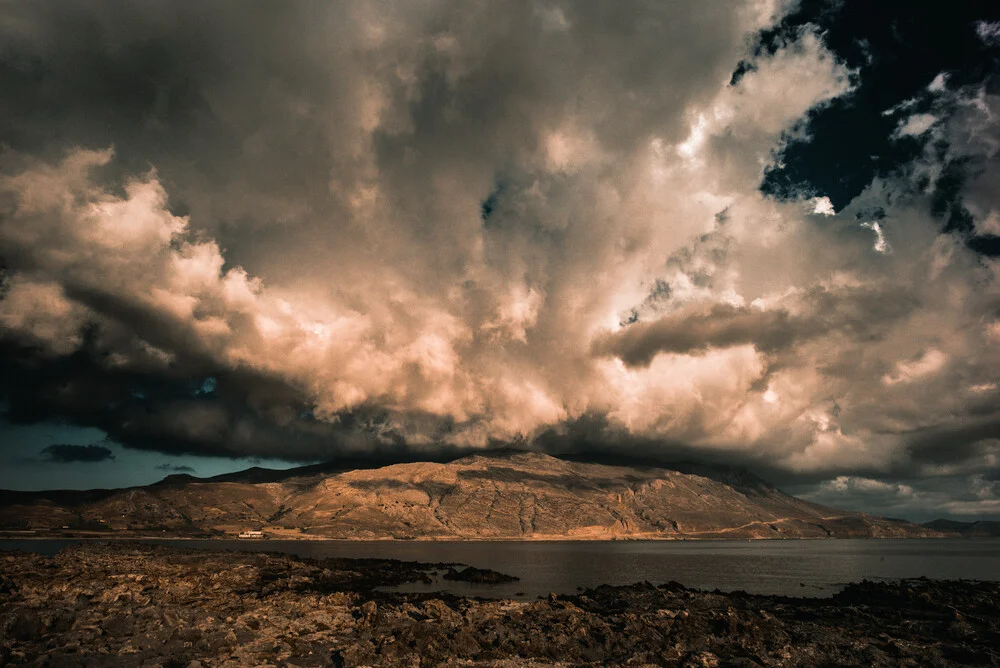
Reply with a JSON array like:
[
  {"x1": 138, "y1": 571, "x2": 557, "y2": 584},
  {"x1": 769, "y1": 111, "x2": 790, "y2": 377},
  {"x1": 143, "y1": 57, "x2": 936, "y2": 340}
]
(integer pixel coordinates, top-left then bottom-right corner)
[{"x1": 238, "y1": 530, "x2": 265, "y2": 539}]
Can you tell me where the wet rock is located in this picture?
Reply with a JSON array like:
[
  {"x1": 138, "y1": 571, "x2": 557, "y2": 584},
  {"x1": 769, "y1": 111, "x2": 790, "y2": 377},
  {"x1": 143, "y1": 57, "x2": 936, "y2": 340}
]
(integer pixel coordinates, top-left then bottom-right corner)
[
  {"x1": 422, "y1": 598, "x2": 461, "y2": 624},
  {"x1": 358, "y1": 599, "x2": 378, "y2": 626},
  {"x1": 684, "y1": 650, "x2": 721, "y2": 667},
  {"x1": 0, "y1": 607, "x2": 44, "y2": 641},
  {"x1": 1, "y1": 543, "x2": 998, "y2": 666}
]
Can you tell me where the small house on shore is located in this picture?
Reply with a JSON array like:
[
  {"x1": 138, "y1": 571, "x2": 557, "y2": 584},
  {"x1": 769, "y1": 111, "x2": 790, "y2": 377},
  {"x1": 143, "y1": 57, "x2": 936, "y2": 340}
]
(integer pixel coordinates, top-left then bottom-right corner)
[{"x1": 238, "y1": 529, "x2": 265, "y2": 539}]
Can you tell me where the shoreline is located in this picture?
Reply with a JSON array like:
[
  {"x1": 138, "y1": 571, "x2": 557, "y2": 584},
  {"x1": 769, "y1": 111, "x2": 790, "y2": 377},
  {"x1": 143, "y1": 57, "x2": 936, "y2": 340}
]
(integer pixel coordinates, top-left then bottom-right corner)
[{"x1": 0, "y1": 532, "x2": 984, "y2": 542}]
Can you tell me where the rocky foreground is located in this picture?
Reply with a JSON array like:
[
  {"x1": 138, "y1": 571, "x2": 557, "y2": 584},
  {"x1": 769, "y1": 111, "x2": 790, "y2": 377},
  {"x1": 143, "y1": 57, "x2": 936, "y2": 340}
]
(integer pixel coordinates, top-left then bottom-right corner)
[{"x1": 1, "y1": 544, "x2": 998, "y2": 667}]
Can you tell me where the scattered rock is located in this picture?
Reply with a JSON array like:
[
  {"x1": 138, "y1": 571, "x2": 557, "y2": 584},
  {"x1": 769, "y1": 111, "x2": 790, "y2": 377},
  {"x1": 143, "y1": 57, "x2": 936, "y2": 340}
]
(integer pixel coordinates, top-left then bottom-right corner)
[
  {"x1": 0, "y1": 543, "x2": 997, "y2": 666},
  {"x1": 0, "y1": 607, "x2": 43, "y2": 641}
]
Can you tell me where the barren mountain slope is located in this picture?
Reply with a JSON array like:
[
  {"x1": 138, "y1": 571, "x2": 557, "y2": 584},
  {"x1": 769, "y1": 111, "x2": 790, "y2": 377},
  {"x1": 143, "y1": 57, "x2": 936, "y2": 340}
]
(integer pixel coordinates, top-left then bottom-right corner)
[
  {"x1": 279, "y1": 452, "x2": 932, "y2": 539},
  {"x1": 0, "y1": 452, "x2": 937, "y2": 539}
]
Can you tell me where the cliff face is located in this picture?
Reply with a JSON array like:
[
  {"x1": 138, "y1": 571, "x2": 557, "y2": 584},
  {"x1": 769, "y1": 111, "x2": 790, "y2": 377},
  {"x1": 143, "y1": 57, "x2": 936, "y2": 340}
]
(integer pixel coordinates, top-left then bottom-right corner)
[{"x1": 0, "y1": 451, "x2": 938, "y2": 539}]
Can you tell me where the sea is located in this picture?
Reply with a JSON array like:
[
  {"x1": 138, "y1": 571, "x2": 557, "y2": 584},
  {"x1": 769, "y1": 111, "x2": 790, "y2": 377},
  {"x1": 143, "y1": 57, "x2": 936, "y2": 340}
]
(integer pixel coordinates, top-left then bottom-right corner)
[{"x1": 3, "y1": 538, "x2": 999, "y2": 599}]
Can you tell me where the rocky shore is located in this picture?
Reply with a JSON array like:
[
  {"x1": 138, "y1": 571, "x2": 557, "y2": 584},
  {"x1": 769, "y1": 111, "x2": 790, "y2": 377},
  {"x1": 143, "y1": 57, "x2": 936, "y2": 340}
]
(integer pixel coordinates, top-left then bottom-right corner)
[{"x1": 1, "y1": 544, "x2": 998, "y2": 667}]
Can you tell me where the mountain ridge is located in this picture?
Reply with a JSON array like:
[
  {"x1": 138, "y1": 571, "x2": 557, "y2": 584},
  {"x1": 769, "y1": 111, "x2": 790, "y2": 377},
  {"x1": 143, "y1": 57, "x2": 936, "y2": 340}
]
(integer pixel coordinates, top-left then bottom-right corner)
[
  {"x1": 0, "y1": 450, "x2": 943, "y2": 540},
  {"x1": 921, "y1": 519, "x2": 1000, "y2": 537}
]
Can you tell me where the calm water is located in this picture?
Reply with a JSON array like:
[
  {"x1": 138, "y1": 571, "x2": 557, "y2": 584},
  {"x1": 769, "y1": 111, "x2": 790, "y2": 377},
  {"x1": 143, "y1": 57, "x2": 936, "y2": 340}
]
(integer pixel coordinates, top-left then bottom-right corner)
[{"x1": 3, "y1": 538, "x2": 999, "y2": 599}]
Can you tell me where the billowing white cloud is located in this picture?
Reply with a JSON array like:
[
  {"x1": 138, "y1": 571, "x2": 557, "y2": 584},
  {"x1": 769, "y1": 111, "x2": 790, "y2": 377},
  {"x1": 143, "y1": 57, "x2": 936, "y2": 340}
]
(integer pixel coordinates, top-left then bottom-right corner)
[
  {"x1": 859, "y1": 221, "x2": 891, "y2": 254},
  {"x1": 0, "y1": 0, "x2": 998, "y2": 500},
  {"x1": 811, "y1": 197, "x2": 836, "y2": 216},
  {"x1": 894, "y1": 112, "x2": 938, "y2": 138},
  {"x1": 977, "y1": 20, "x2": 1000, "y2": 45}
]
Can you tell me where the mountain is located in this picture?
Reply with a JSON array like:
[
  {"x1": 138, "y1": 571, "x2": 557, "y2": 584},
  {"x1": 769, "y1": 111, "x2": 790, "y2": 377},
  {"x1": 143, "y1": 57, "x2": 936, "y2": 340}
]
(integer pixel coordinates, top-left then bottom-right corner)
[
  {"x1": 0, "y1": 451, "x2": 939, "y2": 539},
  {"x1": 922, "y1": 519, "x2": 1000, "y2": 537}
]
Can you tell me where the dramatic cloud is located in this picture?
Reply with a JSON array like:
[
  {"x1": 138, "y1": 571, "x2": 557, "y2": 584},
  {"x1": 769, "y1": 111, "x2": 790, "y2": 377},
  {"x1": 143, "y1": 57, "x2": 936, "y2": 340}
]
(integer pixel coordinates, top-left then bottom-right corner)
[
  {"x1": 155, "y1": 464, "x2": 195, "y2": 474},
  {"x1": 0, "y1": 1, "x2": 999, "y2": 516},
  {"x1": 803, "y1": 469, "x2": 1000, "y2": 522},
  {"x1": 593, "y1": 304, "x2": 800, "y2": 366},
  {"x1": 40, "y1": 444, "x2": 115, "y2": 463}
]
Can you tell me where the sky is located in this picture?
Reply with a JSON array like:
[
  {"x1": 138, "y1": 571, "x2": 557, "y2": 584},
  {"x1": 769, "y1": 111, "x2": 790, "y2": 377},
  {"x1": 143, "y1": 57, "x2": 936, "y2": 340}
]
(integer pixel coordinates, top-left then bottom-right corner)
[{"x1": 0, "y1": 0, "x2": 999, "y2": 522}]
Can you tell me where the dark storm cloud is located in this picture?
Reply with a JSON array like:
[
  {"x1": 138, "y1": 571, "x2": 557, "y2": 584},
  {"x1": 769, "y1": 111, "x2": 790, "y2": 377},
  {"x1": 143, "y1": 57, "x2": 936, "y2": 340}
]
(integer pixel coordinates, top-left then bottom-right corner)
[
  {"x1": 0, "y1": 338, "x2": 450, "y2": 461},
  {"x1": 1, "y1": 334, "x2": 274, "y2": 458},
  {"x1": 0, "y1": 0, "x2": 999, "y2": 524},
  {"x1": 593, "y1": 282, "x2": 921, "y2": 368},
  {"x1": 0, "y1": 2, "x2": 335, "y2": 218},
  {"x1": 594, "y1": 304, "x2": 800, "y2": 366},
  {"x1": 0, "y1": 0, "x2": 784, "y2": 458},
  {"x1": 40, "y1": 443, "x2": 115, "y2": 463},
  {"x1": 155, "y1": 464, "x2": 195, "y2": 473},
  {"x1": 903, "y1": 419, "x2": 1000, "y2": 466}
]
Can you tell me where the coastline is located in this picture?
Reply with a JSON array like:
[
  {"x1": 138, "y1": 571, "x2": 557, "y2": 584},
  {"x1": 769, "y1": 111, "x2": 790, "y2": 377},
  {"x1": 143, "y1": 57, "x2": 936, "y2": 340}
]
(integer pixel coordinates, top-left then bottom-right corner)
[{"x1": 0, "y1": 531, "x2": 972, "y2": 542}]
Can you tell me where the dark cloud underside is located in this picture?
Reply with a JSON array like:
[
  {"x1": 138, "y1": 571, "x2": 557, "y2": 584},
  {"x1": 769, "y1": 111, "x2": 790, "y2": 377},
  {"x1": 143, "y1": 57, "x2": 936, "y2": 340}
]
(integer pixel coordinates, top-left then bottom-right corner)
[{"x1": 40, "y1": 443, "x2": 115, "y2": 463}]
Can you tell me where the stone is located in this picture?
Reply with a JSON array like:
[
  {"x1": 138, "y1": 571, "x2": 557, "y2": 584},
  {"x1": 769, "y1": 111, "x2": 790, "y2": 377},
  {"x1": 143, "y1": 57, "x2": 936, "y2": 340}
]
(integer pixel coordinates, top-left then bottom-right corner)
[{"x1": 0, "y1": 542, "x2": 996, "y2": 666}]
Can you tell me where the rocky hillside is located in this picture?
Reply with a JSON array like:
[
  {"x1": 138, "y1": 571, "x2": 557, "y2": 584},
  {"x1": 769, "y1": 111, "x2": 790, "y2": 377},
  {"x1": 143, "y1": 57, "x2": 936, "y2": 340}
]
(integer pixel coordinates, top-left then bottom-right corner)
[{"x1": 0, "y1": 451, "x2": 939, "y2": 539}]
